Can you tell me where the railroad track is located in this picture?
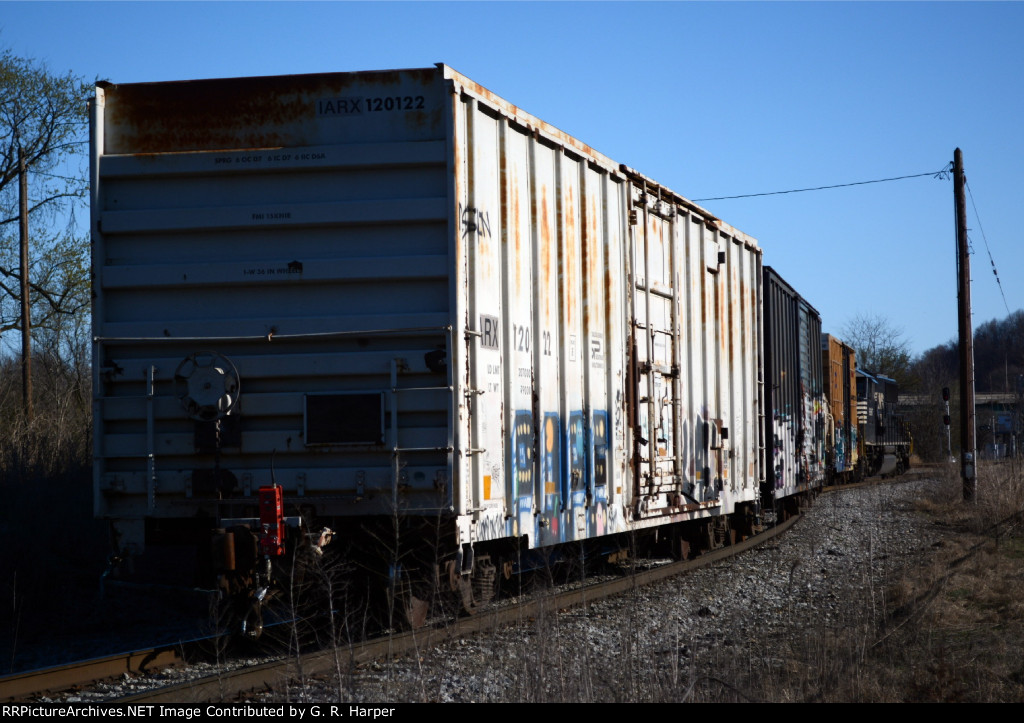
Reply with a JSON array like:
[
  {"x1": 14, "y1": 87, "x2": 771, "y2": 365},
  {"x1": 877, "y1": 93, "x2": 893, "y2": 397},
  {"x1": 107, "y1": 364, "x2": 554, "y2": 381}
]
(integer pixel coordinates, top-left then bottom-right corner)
[
  {"x1": 1, "y1": 515, "x2": 799, "y2": 704},
  {"x1": 0, "y1": 646, "x2": 188, "y2": 702},
  {"x1": 5, "y1": 468, "x2": 939, "y2": 704}
]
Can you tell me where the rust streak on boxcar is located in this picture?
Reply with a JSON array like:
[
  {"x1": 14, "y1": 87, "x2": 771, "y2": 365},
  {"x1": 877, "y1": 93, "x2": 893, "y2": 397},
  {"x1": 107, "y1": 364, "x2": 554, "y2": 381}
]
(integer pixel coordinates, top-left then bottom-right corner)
[
  {"x1": 499, "y1": 128, "x2": 509, "y2": 255},
  {"x1": 540, "y1": 184, "x2": 553, "y2": 319},
  {"x1": 604, "y1": 253, "x2": 615, "y2": 324},
  {"x1": 580, "y1": 190, "x2": 592, "y2": 330},
  {"x1": 589, "y1": 191, "x2": 601, "y2": 330},
  {"x1": 512, "y1": 168, "x2": 523, "y2": 288},
  {"x1": 699, "y1": 223, "x2": 708, "y2": 328},
  {"x1": 726, "y1": 266, "x2": 735, "y2": 367},
  {"x1": 563, "y1": 189, "x2": 578, "y2": 323},
  {"x1": 735, "y1": 271, "x2": 747, "y2": 370},
  {"x1": 530, "y1": 171, "x2": 540, "y2": 259},
  {"x1": 719, "y1": 244, "x2": 728, "y2": 359}
]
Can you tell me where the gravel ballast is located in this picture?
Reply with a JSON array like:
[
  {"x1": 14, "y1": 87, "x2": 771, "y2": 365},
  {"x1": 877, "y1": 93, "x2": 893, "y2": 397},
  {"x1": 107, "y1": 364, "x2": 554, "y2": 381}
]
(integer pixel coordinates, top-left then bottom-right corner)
[{"x1": 258, "y1": 477, "x2": 945, "y2": 703}]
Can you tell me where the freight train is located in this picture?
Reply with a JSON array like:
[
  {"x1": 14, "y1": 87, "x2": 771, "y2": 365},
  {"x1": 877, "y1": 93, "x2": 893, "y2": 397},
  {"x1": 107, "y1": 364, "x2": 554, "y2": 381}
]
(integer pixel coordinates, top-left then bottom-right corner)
[{"x1": 89, "y1": 65, "x2": 910, "y2": 634}]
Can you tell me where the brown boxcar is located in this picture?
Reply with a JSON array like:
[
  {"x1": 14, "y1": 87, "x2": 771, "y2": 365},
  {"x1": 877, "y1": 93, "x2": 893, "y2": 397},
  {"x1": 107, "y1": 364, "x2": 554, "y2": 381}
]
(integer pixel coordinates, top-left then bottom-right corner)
[{"x1": 821, "y1": 334, "x2": 859, "y2": 483}]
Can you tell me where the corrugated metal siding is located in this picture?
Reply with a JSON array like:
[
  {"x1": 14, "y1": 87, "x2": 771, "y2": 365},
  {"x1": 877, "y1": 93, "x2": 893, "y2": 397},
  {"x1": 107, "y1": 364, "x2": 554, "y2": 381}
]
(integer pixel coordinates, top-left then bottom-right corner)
[
  {"x1": 93, "y1": 71, "x2": 455, "y2": 527},
  {"x1": 623, "y1": 178, "x2": 762, "y2": 528},
  {"x1": 821, "y1": 334, "x2": 858, "y2": 476},
  {"x1": 763, "y1": 267, "x2": 825, "y2": 500},
  {"x1": 453, "y1": 87, "x2": 633, "y2": 547},
  {"x1": 93, "y1": 65, "x2": 765, "y2": 553}
]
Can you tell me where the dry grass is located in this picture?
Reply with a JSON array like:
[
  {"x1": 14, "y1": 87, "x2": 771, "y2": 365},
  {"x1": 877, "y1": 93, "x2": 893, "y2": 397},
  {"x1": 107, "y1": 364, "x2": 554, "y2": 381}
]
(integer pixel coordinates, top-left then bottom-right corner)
[
  {"x1": 876, "y1": 461, "x2": 1024, "y2": 702},
  {"x1": 313, "y1": 464, "x2": 1024, "y2": 703},
  {"x1": 740, "y1": 463, "x2": 1024, "y2": 702},
  {"x1": 766, "y1": 462, "x2": 1024, "y2": 702}
]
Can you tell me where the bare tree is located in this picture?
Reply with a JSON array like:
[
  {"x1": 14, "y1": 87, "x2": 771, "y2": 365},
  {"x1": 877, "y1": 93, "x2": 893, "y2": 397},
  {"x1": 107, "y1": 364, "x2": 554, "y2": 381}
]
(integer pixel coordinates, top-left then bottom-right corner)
[
  {"x1": 0, "y1": 48, "x2": 91, "y2": 473},
  {"x1": 841, "y1": 313, "x2": 914, "y2": 389},
  {"x1": 0, "y1": 48, "x2": 91, "y2": 353}
]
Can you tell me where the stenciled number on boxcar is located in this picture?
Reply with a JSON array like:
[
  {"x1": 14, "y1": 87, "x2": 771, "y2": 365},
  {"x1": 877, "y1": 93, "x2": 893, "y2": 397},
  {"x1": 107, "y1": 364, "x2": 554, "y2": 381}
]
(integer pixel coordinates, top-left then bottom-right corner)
[
  {"x1": 316, "y1": 96, "x2": 425, "y2": 116},
  {"x1": 542, "y1": 330, "x2": 553, "y2": 357},
  {"x1": 366, "y1": 95, "x2": 425, "y2": 112},
  {"x1": 512, "y1": 324, "x2": 531, "y2": 353}
]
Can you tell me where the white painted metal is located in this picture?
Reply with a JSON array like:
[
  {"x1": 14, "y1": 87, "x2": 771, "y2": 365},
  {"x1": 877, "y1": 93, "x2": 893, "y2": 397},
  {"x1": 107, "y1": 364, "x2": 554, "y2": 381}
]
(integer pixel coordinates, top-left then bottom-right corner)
[{"x1": 91, "y1": 66, "x2": 763, "y2": 555}]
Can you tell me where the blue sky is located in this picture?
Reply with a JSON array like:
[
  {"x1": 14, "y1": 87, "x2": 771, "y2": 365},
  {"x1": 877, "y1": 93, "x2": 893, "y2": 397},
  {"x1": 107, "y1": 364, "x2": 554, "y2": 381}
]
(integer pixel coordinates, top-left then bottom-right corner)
[{"x1": 2, "y1": 1, "x2": 1021, "y2": 355}]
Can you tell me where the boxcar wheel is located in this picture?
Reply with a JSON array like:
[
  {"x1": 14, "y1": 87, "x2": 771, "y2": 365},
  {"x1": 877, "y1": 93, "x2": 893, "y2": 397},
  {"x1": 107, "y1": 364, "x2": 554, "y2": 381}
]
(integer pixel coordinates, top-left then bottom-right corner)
[{"x1": 449, "y1": 555, "x2": 497, "y2": 616}]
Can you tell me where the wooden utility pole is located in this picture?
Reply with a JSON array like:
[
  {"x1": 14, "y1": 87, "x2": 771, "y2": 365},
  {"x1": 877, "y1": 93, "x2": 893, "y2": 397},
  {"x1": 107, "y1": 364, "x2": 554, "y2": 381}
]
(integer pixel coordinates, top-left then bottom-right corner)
[
  {"x1": 19, "y1": 146, "x2": 33, "y2": 423},
  {"x1": 953, "y1": 148, "x2": 976, "y2": 500}
]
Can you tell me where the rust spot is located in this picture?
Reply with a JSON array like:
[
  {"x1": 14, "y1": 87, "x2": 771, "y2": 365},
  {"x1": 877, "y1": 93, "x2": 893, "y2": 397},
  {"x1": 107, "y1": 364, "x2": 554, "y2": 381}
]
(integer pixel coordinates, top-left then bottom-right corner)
[
  {"x1": 103, "y1": 68, "x2": 438, "y2": 154},
  {"x1": 451, "y1": 73, "x2": 606, "y2": 165}
]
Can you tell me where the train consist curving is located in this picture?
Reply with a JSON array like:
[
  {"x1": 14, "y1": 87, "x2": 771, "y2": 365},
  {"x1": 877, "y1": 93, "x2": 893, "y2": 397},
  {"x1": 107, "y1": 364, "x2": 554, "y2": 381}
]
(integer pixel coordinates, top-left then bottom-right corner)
[{"x1": 89, "y1": 65, "x2": 911, "y2": 633}]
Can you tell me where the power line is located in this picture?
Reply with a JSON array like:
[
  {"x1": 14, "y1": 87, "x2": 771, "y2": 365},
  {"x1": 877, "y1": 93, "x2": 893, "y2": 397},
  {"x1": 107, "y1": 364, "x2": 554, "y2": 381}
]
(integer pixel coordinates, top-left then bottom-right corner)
[
  {"x1": 693, "y1": 164, "x2": 952, "y2": 202},
  {"x1": 966, "y1": 179, "x2": 1011, "y2": 317}
]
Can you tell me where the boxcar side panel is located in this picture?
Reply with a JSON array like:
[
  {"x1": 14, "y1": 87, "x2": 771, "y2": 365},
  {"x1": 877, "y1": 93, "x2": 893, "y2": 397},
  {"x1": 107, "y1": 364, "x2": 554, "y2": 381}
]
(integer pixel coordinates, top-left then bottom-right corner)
[
  {"x1": 821, "y1": 334, "x2": 858, "y2": 479},
  {"x1": 762, "y1": 267, "x2": 825, "y2": 502}
]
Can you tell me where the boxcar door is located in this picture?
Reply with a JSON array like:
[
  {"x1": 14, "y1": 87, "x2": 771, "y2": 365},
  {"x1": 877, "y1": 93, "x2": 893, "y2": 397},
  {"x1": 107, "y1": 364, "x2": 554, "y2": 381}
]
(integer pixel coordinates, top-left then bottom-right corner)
[{"x1": 629, "y1": 187, "x2": 680, "y2": 517}]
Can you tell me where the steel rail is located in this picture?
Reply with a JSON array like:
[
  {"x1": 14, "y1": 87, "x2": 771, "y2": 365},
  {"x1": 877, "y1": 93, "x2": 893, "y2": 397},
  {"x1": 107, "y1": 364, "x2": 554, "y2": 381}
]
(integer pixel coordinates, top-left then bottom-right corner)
[
  {"x1": 110, "y1": 514, "x2": 802, "y2": 704},
  {"x1": 0, "y1": 646, "x2": 186, "y2": 702}
]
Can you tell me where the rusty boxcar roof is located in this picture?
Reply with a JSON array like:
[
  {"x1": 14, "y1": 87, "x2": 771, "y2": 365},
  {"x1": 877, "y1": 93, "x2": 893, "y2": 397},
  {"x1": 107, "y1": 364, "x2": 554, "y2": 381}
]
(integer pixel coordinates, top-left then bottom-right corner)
[{"x1": 94, "y1": 63, "x2": 749, "y2": 244}]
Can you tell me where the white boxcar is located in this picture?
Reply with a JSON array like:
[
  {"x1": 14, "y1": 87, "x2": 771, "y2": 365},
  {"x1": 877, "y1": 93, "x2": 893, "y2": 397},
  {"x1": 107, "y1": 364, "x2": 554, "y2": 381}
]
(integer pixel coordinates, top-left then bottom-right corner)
[{"x1": 91, "y1": 65, "x2": 764, "y2": 592}]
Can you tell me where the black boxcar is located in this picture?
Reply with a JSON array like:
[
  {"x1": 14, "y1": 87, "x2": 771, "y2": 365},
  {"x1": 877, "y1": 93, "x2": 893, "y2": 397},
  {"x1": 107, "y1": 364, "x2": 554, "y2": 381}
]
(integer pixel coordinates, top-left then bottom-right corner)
[{"x1": 762, "y1": 267, "x2": 826, "y2": 510}]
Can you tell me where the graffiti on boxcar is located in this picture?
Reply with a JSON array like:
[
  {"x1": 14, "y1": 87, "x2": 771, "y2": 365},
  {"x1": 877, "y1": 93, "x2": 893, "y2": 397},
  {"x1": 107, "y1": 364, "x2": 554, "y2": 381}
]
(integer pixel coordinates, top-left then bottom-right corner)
[
  {"x1": 678, "y1": 409, "x2": 717, "y2": 502},
  {"x1": 475, "y1": 508, "x2": 507, "y2": 544},
  {"x1": 593, "y1": 410, "x2": 609, "y2": 489},
  {"x1": 572, "y1": 489, "x2": 588, "y2": 540},
  {"x1": 568, "y1": 412, "x2": 586, "y2": 490},
  {"x1": 834, "y1": 431, "x2": 847, "y2": 472},
  {"x1": 594, "y1": 501, "x2": 607, "y2": 537},
  {"x1": 460, "y1": 203, "x2": 492, "y2": 239},
  {"x1": 590, "y1": 484, "x2": 609, "y2": 537},
  {"x1": 512, "y1": 411, "x2": 535, "y2": 496},
  {"x1": 799, "y1": 388, "x2": 826, "y2": 483},
  {"x1": 773, "y1": 410, "x2": 794, "y2": 490},
  {"x1": 542, "y1": 412, "x2": 561, "y2": 500}
]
